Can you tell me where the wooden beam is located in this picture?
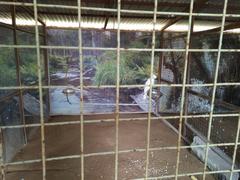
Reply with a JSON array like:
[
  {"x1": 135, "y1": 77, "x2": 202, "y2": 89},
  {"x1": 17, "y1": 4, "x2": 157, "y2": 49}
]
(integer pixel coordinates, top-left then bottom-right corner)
[
  {"x1": 103, "y1": 0, "x2": 112, "y2": 30},
  {"x1": 103, "y1": 17, "x2": 109, "y2": 29},
  {"x1": 0, "y1": 22, "x2": 44, "y2": 36},
  {"x1": 11, "y1": 5, "x2": 27, "y2": 144},
  {"x1": 183, "y1": 16, "x2": 195, "y2": 138},
  {"x1": 15, "y1": 0, "x2": 45, "y2": 26},
  {"x1": 43, "y1": 25, "x2": 50, "y2": 113},
  {"x1": 160, "y1": 0, "x2": 209, "y2": 31},
  {"x1": 157, "y1": 32, "x2": 164, "y2": 114},
  {"x1": 193, "y1": 22, "x2": 240, "y2": 35},
  {"x1": 164, "y1": 22, "x2": 240, "y2": 41}
]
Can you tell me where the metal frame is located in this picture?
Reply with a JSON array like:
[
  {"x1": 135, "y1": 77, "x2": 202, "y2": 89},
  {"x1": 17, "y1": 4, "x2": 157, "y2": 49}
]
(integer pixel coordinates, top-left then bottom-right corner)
[
  {"x1": 11, "y1": 4, "x2": 27, "y2": 145},
  {"x1": 77, "y1": 0, "x2": 84, "y2": 179},
  {"x1": 145, "y1": 0, "x2": 157, "y2": 178},
  {"x1": 0, "y1": 0, "x2": 240, "y2": 180},
  {"x1": 175, "y1": 0, "x2": 194, "y2": 178},
  {"x1": 202, "y1": 0, "x2": 229, "y2": 178},
  {"x1": 33, "y1": 0, "x2": 47, "y2": 178},
  {"x1": 114, "y1": 0, "x2": 121, "y2": 179}
]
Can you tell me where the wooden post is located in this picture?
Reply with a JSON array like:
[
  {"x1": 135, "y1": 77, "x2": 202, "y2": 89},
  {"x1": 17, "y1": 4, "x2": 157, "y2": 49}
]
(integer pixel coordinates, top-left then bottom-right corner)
[
  {"x1": 157, "y1": 32, "x2": 164, "y2": 113},
  {"x1": 183, "y1": 16, "x2": 195, "y2": 138},
  {"x1": 11, "y1": 5, "x2": 27, "y2": 144},
  {"x1": 43, "y1": 25, "x2": 50, "y2": 115}
]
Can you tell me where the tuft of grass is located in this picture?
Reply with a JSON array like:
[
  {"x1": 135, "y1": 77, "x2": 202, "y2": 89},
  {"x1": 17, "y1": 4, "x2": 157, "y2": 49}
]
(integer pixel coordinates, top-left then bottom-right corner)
[
  {"x1": 93, "y1": 41, "x2": 157, "y2": 86},
  {"x1": 93, "y1": 57, "x2": 137, "y2": 86}
]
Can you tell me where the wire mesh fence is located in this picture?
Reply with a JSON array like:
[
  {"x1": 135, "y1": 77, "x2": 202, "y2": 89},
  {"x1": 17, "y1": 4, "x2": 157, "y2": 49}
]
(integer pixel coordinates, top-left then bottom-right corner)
[{"x1": 0, "y1": 0, "x2": 240, "y2": 180}]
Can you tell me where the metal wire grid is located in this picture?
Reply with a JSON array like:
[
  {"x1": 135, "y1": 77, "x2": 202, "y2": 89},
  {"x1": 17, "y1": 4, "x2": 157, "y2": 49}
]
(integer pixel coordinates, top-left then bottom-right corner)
[
  {"x1": 202, "y1": 0, "x2": 230, "y2": 178},
  {"x1": 33, "y1": 0, "x2": 46, "y2": 178},
  {"x1": 144, "y1": 0, "x2": 157, "y2": 178},
  {"x1": 174, "y1": 0, "x2": 194, "y2": 178},
  {"x1": 0, "y1": 0, "x2": 239, "y2": 179}
]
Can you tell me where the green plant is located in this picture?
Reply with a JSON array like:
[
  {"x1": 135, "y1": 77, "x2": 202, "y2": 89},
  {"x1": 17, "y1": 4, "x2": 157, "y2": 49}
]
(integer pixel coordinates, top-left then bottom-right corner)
[
  {"x1": 0, "y1": 45, "x2": 44, "y2": 87},
  {"x1": 0, "y1": 48, "x2": 16, "y2": 86},
  {"x1": 93, "y1": 54, "x2": 137, "y2": 85},
  {"x1": 93, "y1": 41, "x2": 158, "y2": 85},
  {"x1": 49, "y1": 55, "x2": 68, "y2": 73}
]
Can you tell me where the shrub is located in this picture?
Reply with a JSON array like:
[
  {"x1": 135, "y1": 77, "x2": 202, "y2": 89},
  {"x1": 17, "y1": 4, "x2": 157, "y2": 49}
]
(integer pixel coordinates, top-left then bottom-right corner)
[{"x1": 93, "y1": 41, "x2": 158, "y2": 85}]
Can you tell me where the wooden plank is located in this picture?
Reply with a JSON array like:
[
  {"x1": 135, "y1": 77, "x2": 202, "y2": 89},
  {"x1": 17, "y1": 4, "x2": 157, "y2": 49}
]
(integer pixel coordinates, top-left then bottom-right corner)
[{"x1": 11, "y1": 5, "x2": 27, "y2": 144}]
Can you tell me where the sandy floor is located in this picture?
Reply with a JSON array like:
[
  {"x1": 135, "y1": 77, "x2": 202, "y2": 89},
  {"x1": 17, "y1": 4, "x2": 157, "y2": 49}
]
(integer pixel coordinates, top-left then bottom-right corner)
[{"x1": 5, "y1": 114, "x2": 214, "y2": 180}]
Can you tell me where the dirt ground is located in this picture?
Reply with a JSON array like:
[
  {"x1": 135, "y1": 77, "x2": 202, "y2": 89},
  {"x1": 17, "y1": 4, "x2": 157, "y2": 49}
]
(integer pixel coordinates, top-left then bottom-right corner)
[{"x1": 4, "y1": 114, "x2": 214, "y2": 180}]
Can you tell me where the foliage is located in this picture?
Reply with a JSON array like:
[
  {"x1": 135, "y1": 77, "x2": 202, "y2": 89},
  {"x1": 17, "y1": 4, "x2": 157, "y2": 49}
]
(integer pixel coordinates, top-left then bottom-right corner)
[
  {"x1": 0, "y1": 29, "x2": 45, "y2": 87},
  {"x1": 49, "y1": 55, "x2": 68, "y2": 73},
  {"x1": 93, "y1": 41, "x2": 158, "y2": 85},
  {"x1": 0, "y1": 48, "x2": 16, "y2": 86},
  {"x1": 84, "y1": 56, "x2": 97, "y2": 70},
  {"x1": 19, "y1": 49, "x2": 39, "y2": 85},
  {"x1": 94, "y1": 52, "x2": 137, "y2": 85}
]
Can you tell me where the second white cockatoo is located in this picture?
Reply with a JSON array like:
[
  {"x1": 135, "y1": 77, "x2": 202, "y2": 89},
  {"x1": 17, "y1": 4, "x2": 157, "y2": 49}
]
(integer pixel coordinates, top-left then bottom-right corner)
[{"x1": 143, "y1": 74, "x2": 157, "y2": 99}]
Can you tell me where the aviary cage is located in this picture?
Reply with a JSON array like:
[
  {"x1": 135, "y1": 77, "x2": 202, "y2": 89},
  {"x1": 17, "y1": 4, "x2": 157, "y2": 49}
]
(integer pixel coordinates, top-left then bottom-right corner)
[{"x1": 0, "y1": 0, "x2": 240, "y2": 179}]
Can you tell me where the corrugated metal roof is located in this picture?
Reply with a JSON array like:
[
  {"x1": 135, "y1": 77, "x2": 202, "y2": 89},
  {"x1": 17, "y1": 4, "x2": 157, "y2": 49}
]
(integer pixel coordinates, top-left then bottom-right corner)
[
  {"x1": 0, "y1": 0, "x2": 239, "y2": 32},
  {"x1": 0, "y1": 11, "x2": 225, "y2": 32}
]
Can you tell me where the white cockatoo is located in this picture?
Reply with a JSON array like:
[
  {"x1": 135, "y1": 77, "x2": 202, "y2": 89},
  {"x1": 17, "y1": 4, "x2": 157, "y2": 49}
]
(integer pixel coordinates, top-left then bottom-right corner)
[{"x1": 143, "y1": 74, "x2": 157, "y2": 99}]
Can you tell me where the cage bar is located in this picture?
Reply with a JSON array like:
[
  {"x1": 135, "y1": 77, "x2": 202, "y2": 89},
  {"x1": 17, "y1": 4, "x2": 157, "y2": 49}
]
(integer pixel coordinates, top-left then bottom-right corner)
[{"x1": 0, "y1": 0, "x2": 239, "y2": 180}]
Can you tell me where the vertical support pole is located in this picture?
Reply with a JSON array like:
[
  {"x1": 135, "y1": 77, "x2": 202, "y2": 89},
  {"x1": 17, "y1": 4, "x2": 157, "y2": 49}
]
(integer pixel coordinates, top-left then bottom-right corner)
[
  {"x1": 145, "y1": 0, "x2": 158, "y2": 178},
  {"x1": 174, "y1": 0, "x2": 194, "y2": 179},
  {"x1": 229, "y1": 114, "x2": 240, "y2": 179},
  {"x1": 157, "y1": 32, "x2": 164, "y2": 114},
  {"x1": 43, "y1": 25, "x2": 50, "y2": 114},
  {"x1": 33, "y1": 0, "x2": 47, "y2": 179},
  {"x1": 114, "y1": 0, "x2": 121, "y2": 179},
  {"x1": 77, "y1": 0, "x2": 85, "y2": 179},
  {"x1": 202, "y1": 0, "x2": 228, "y2": 179},
  {"x1": 0, "y1": 127, "x2": 5, "y2": 180},
  {"x1": 183, "y1": 16, "x2": 194, "y2": 138},
  {"x1": 11, "y1": 5, "x2": 27, "y2": 144}
]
